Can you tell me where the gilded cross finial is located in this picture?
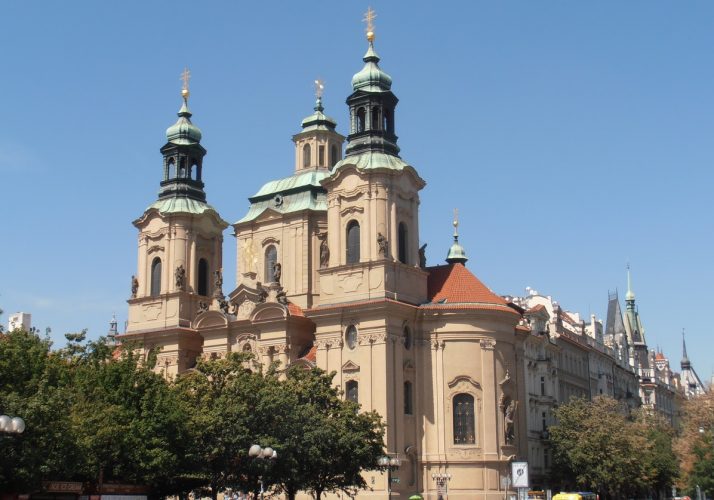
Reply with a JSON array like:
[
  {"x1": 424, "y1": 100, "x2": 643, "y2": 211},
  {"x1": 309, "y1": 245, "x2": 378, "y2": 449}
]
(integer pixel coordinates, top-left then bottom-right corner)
[
  {"x1": 180, "y1": 67, "x2": 191, "y2": 99},
  {"x1": 314, "y1": 79, "x2": 325, "y2": 99},
  {"x1": 363, "y1": 7, "x2": 376, "y2": 42},
  {"x1": 453, "y1": 208, "x2": 459, "y2": 237}
]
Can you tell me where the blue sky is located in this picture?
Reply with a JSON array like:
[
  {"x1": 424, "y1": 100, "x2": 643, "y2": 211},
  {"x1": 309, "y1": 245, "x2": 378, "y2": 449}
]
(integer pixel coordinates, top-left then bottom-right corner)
[{"x1": 1, "y1": 1, "x2": 712, "y2": 381}]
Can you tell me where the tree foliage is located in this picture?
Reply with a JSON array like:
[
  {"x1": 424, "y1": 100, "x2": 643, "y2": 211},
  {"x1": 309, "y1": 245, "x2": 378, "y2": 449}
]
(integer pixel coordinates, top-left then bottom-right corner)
[
  {"x1": 549, "y1": 396, "x2": 678, "y2": 499},
  {"x1": 674, "y1": 390, "x2": 714, "y2": 497}
]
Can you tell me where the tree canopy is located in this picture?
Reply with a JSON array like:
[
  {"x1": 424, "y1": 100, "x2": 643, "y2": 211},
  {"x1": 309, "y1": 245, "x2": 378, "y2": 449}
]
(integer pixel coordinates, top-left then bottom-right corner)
[{"x1": 675, "y1": 390, "x2": 714, "y2": 498}]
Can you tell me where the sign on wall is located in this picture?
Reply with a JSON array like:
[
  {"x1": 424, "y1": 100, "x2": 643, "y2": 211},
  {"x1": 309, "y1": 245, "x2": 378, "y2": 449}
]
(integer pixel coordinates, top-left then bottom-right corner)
[{"x1": 511, "y1": 461, "x2": 529, "y2": 489}]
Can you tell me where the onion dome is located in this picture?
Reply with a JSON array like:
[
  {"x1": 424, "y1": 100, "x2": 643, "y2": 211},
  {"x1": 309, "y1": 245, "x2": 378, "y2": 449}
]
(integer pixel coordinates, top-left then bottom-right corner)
[
  {"x1": 166, "y1": 87, "x2": 202, "y2": 145},
  {"x1": 446, "y1": 212, "x2": 468, "y2": 265},
  {"x1": 351, "y1": 42, "x2": 393, "y2": 92}
]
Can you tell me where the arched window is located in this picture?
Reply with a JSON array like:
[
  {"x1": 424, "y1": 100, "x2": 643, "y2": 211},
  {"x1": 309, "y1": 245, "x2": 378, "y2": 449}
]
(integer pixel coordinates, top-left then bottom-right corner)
[
  {"x1": 403, "y1": 325, "x2": 412, "y2": 350},
  {"x1": 150, "y1": 257, "x2": 162, "y2": 297},
  {"x1": 346, "y1": 221, "x2": 360, "y2": 264},
  {"x1": 384, "y1": 109, "x2": 392, "y2": 133},
  {"x1": 178, "y1": 157, "x2": 186, "y2": 178},
  {"x1": 264, "y1": 245, "x2": 278, "y2": 283},
  {"x1": 346, "y1": 380, "x2": 359, "y2": 403},
  {"x1": 404, "y1": 381, "x2": 413, "y2": 415},
  {"x1": 371, "y1": 106, "x2": 380, "y2": 130},
  {"x1": 330, "y1": 145, "x2": 338, "y2": 167},
  {"x1": 345, "y1": 325, "x2": 358, "y2": 350},
  {"x1": 318, "y1": 145, "x2": 325, "y2": 167},
  {"x1": 398, "y1": 222, "x2": 408, "y2": 264},
  {"x1": 453, "y1": 393, "x2": 475, "y2": 444},
  {"x1": 303, "y1": 144, "x2": 311, "y2": 167},
  {"x1": 167, "y1": 158, "x2": 176, "y2": 180},
  {"x1": 356, "y1": 108, "x2": 366, "y2": 132},
  {"x1": 198, "y1": 258, "x2": 209, "y2": 296}
]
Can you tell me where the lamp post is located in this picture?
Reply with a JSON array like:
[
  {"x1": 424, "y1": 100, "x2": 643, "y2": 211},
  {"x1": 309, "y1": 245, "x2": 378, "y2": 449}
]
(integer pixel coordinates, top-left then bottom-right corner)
[
  {"x1": 0, "y1": 414, "x2": 25, "y2": 435},
  {"x1": 431, "y1": 472, "x2": 451, "y2": 500},
  {"x1": 248, "y1": 444, "x2": 277, "y2": 500},
  {"x1": 378, "y1": 454, "x2": 401, "y2": 500}
]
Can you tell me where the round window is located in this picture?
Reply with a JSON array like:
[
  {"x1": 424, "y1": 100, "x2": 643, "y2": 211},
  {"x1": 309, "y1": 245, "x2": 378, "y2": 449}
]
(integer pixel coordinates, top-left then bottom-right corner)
[
  {"x1": 403, "y1": 326, "x2": 412, "y2": 350},
  {"x1": 345, "y1": 325, "x2": 358, "y2": 350}
]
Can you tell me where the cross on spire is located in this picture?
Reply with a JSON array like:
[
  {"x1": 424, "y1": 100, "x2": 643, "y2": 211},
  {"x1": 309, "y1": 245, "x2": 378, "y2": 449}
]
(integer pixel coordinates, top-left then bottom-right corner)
[
  {"x1": 180, "y1": 67, "x2": 191, "y2": 99},
  {"x1": 363, "y1": 7, "x2": 376, "y2": 41},
  {"x1": 314, "y1": 78, "x2": 324, "y2": 99},
  {"x1": 453, "y1": 208, "x2": 460, "y2": 238}
]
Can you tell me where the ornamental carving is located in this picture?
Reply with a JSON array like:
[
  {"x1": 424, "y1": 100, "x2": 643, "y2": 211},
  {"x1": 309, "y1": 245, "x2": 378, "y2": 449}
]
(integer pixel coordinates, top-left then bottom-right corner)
[
  {"x1": 148, "y1": 245, "x2": 165, "y2": 254},
  {"x1": 315, "y1": 338, "x2": 342, "y2": 350},
  {"x1": 431, "y1": 339, "x2": 446, "y2": 350},
  {"x1": 358, "y1": 333, "x2": 387, "y2": 346},
  {"x1": 479, "y1": 338, "x2": 496, "y2": 350}
]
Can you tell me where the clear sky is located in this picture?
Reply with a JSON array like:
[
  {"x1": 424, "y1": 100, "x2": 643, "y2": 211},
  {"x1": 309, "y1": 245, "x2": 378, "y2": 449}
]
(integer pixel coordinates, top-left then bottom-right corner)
[{"x1": 2, "y1": 1, "x2": 712, "y2": 381}]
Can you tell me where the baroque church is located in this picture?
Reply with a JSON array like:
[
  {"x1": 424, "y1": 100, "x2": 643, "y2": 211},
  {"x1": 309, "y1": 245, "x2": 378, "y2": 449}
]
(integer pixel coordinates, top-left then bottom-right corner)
[{"x1": 122, "y1": 16, "x2": 530, "y2": 499}]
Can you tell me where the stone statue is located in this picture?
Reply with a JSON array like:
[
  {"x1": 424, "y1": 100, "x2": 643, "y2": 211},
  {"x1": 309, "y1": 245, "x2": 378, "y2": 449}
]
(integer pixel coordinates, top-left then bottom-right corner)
[
  {"x1": 175, "y1": 265, "x2": 186, "y2": 290},
  {"x1": 504, "y1": 399, "x2": 517, "y2": 445},
  {"x1": 418, "y1": 243, "x2": 427, "y2": 268},
  {"x1": 377, "y1": 232, "x2": 388, "y2": 257},
  {"x1": 277, "y1": 289, "x2": 288, "y2": 305},
  {"x1": 131, "y1": 275, "x2": 139, "y2": 298},
  {"x1": 319, "y1": 235, "x2": 330, "y2": 268},
  {"x1": 198, "y1": 301, "x2": 209, "y2": 314},
  {"x1": 218, "y1": 297, "x2": 230, "y2": 314},
  {"x1": 273, "y1": 262, "x2": 282, "y2": 284},
  {"x1": 213, "y1": 269, "x2": 223, "y2": 298}
]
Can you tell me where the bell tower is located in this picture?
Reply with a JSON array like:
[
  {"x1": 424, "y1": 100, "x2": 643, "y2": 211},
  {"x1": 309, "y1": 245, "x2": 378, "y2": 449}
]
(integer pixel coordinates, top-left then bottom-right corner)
[
  {"x1": 125, "y1": 70, "x2": 228, "y2": 374},
  {"x1": 319, "y1": 12, "x2": 427, "y2": 306}
]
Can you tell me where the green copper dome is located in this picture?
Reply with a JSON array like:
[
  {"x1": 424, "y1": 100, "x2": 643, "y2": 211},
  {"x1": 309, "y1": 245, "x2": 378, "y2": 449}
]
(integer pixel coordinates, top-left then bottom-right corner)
[
  {"x1": 446, "y1": 239, "x2": 468, "y2": 264},
  {"x1": 300, "y1": 96, "x2": 338, "y2": 131},
  {"x1": 351, "y1": 42, "x2": 392, "y2": 92},
  {"x1": 166, "y1": 99, "x2": 202, "y2": 145}
]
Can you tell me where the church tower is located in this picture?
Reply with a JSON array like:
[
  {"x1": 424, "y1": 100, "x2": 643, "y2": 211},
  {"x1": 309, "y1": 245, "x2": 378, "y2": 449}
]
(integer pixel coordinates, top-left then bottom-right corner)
[{"x1": 125, "y1": 71, "x2": 228, "y2": 375}]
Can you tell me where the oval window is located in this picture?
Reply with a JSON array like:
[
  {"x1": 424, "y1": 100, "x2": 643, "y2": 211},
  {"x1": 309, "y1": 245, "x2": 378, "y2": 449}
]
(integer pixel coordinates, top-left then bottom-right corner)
[{"x1": 345, "y1": 325, "x2": 358, "y2": 350}]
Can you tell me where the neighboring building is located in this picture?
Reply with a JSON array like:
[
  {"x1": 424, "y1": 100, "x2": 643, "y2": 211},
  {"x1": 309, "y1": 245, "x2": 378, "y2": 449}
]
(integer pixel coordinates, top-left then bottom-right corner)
[
  {"x1": 7, "y1": 312, "x2": 31, "y2": 332},
  {"x1": 120, "y1": 21, "x2": 531, "y2": 499},
  {"x1": 680, "y1": 330, "x2": 707, "y2": 399},
  {"x1": 508, "y1": 288, "x2": 640, "y2": 489}
]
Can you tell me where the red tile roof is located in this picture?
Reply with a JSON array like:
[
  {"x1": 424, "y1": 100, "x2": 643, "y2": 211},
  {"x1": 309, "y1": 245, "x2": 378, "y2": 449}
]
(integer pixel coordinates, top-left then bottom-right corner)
[
  {"x1": 287, "y1": 302, "x2": 305, "y2": 317},
  {"x1": 424, "y1": 263, "x2": 518, "y2": 316},
  {"x1": 303, "y1": 344, "x2": 317, "y2": 363},
  {"x1": 655, "y1": 352, "x2": 666, "y2": 361}
]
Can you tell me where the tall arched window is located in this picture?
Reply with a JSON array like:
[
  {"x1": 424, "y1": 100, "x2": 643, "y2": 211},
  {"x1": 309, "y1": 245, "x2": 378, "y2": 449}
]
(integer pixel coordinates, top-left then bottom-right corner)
[
  {"x1": 453, "y1": 393, "x2": 475, "y2": 444},
  {"x1": 265, "y1": 245, "x2": 278, "y2": 283},
  {"x1": 356, "y1": 108, "x2": 366, "y2": 132},
  {"x1": 398, "y1": 222, "x2": 408, "y2": 264},
  {"x1": 198, "y1": 258, "x2": 209, "y2": 296},
  {"x1": 346, "y1": 380, "x2": 359, "y2": 403},
  {"x1": 346, "y1": 221, "x2": 360, "y2": 264},
  {"x1": 384, "y1": 109, "x2": 392, "y2": 133},
  {"x1": 178, "y1": 157, "x2": 186, "y2": 178},
  {"x1": 371, "y1": 106, "x2": 380, "y2": 130},
  {"x1": 330, "y1": 145, "x2": 338, "y2": 167},
  {"x1": 404, "y1": 381, "x2": 413, "y2": 415},
  {"x1": 167, "y1": 158, "x2": 176, "y2": 180},
  {"x1": 303, "y1": 144, "x2": 311, "y2": 167},
  {"x1": 150, "y1": 257, "x2": 162, "y2": 297}
]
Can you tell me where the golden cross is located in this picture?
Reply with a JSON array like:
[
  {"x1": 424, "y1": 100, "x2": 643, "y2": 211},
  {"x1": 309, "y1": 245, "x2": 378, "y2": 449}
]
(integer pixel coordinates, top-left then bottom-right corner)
[
  {"x1": 363, "y1": 7, "x2": 376, "y2": 39},
  {"x1": 180, "y1": 67, "x2": 191, "y2": 96},
  {"x1": 314, "y1": 79, "x2": 325, "y2": 98}
]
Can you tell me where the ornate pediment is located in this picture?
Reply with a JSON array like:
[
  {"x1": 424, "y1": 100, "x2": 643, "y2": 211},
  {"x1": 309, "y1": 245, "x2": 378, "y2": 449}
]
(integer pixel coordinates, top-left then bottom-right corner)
[
  {"x1": 342, "y1": 360, "x2": 360, "y2": 372},
  {"x1": 193, "y1": 311, "x2": 229, "y2": 330},
  {"x1": 251, "y1": 302, "x2": 287, "y2": 322},
  {"x1": 447, "y1": 375, "x2": 481, "y2": 390}
]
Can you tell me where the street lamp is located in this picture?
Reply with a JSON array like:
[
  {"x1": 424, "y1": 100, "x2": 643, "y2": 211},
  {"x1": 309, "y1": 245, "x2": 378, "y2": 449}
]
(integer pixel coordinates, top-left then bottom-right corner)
[
  {"x1": 0, "y1": 414, "x2": 25, "y2": 435},
  {"x1": 431, "y1": 472, "x2": 451, "y2": 500},
  {"x1": 248, "y1": 444, "x2": 277, "y2": 500},
  {"x1": 378, "y1": 454, "x2": 401, "y2": 499}
]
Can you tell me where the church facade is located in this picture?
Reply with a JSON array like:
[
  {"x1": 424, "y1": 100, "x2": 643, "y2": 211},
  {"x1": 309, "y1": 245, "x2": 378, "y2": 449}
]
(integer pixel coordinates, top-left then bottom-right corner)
[{"x1": 122, "y1": 24, "x2": 531, "y2": 499}]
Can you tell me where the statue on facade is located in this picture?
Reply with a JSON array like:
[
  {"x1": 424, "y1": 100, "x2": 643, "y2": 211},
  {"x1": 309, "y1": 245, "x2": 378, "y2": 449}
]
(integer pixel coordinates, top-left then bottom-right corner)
[
  {"x1": 377, "y1": 233, "x2": 388, "y2": 257},
  {"x1": 504, "y1": 399, "x2": 517, "y2": 445},
  {"x1": 175, "y1": 265, "x2": 186, "y2": 291},
  {"x1": 319, "y1": 234, "x2": 330, "y2": 268},
  {"x1": 198, "y1": 301, "x2": 209, "y2": 314},
  {"x1": 218, "y1": 296, "x2": 230, "y2": 314},
  {"x1": 131, "y1": 275, "x2": 139, "y2": 298},
  {"x1": 418, "y1": 243, "x2": 427, "y2": 268},
  {"x1": 273, "y1": 262, "x2": 282, "y2": 284},
  {"x1": 213, "y1": 269, "x2": 223, "y2": 298},
  {"x1": 277, "y1": 289, "x2": 288, "y2": 305}
]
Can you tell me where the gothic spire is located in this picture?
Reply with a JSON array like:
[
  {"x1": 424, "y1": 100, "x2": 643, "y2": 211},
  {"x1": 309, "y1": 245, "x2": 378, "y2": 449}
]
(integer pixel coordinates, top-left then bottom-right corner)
[
  {"x1": 681, "y1": 328, "x2": 691, "y2": 369},
  {"x1": 625, "y1": 264, "x2": 636, "y2": 307}
]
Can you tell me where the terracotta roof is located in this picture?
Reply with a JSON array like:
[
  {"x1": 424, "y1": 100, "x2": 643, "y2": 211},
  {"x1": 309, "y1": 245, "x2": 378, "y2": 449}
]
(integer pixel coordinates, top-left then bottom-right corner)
[
  {"x1": 655, "y1": 352, "x2": 666, "y2": 361},
  {"x1": 287, "y1": 302, "x2": 305, "y2": 317},
  {"x1": 302, "y1": 344, "x2": 317, "y2": 363},
  {"x1": 423, "y1": 263, "x2": 518, "y2": 316},
  {"x1": 526, "y1": 304, "x2": 546, "y2": 314}
]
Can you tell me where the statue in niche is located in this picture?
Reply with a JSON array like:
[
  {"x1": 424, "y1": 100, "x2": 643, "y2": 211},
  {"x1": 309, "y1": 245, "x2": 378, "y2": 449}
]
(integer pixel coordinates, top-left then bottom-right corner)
[
  {"x1": 377, "y1": 233, "x2": 388, "y2": 257},
  {"x1": 131, "y1": 275, "x2": 139, "y2": 298},
  {"x1": 213, "y1": 269, "x2": 223, "y2": 297},
  {"x1": 504, "y1": 399, "x2": 517, "y2": 445},
  {"x1": 319, "y1": 234, "x2": 330, "y2": 268},
  {"x1": 175, "y1": 265, "x2": 186, "y2": 291},
  {"x1": 197, "y1": 301, "x2": 209, "y2": 314},
  {"x1": 418, "y1": 243, "x2": 427, "y2": 268},
  {"x1": 273, "y1": 262, "x2": 282, "y2": 284}
]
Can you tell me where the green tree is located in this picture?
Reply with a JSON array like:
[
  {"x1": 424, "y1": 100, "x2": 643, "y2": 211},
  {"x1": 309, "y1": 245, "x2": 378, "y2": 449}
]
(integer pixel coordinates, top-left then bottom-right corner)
[
  {"x1": 258, "y1": 366, "x2": 385, "y2": 500},
  {"x1": 549, "y1": 396, "x2": 651, "y2": 499},
  {"x1": 675, "y1": 391, "x2": 714, "y2": 498}
]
